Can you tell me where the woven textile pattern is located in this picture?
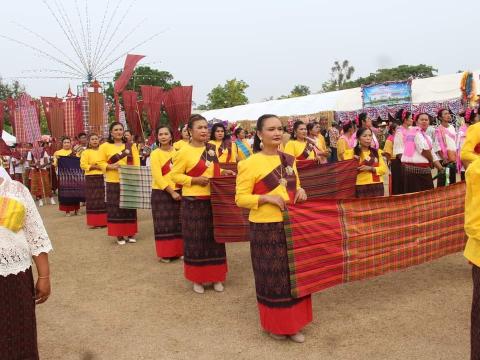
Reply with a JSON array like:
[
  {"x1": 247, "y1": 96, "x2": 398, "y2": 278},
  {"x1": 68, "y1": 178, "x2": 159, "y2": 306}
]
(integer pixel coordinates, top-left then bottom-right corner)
[
  {"x1": 64, "y1": 99, "x2": 76, "y2": 138},
  {"x1": 88, "y1": 92, "x2": 105, "y2": 136},
  {"x1": 119, "y1": 165, "x2": 152, "y2": 209},
  {"x1": 210, "y1": 160, "x2": 358, "y2": 243},
  {"x1": 15, "y1": 94, "x2": 41, "y2": 144},
  {"x1": 81, "y1": 92, "x2": 89, "y2": 133},
  {"x1": 58, "y1": 156, "x2": 86, "y2": 203},
  {"x1": 284, "y1": 182, "x2": 467, "y2": 298}
]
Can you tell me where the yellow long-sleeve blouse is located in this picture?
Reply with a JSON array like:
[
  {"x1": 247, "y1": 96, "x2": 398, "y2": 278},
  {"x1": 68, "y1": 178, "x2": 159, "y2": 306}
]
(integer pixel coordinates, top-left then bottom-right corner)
[
  {"x1": 80, "y1": 149, "x2": 104, "y2": 176},
  {"x1": 170, "y1": 143, "x2": 217, "y2": 197},
  {"x1": 317, "y1": 133, "x2": 327, "y2": 151},
  {"x1": 232, "y1": 139, "x2": 253, "y2": 161},
  {"x1": 150, "y1": 148, "x2": 178, "y2": 191},
  {"x1": 53, "y1": 149, "x2": 73, "y2": 167},
  {"x1": 98, "y1": 142, "x2": 140, "y2": 183},
  {"x1": 208, "y1": 140, "x2": 237, "y2": 163},
  {"x1": 461, "y1": 122, "x2": 480, "y2": 167},
  {"x1": 284, "y1": 139, "x2": 315, "y2": 160},
  {"x1": 173, "y1": 139, "x2": 189, "y2": 151},
  {"x1": 383, "y1": 137, "x2": 394, "y2": 159},
  {"x1": 345, "y1": 149, "x2": 387, "y2": 185},
  {"x1": 337, "y1": 136, "x2": 356, "y2": 161},
  {"x1": 235, "y1": 152, "x2": 300, "y2": 223},
  {"x1": 464, "y1": 158, "x2": 480, "y2": 266}
]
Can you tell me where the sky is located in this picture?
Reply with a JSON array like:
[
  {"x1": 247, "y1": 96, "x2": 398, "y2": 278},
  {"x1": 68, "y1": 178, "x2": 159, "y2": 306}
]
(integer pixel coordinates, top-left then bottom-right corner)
[{"x1": 1, "y1": 0, "x2": 479, "y2": 107}]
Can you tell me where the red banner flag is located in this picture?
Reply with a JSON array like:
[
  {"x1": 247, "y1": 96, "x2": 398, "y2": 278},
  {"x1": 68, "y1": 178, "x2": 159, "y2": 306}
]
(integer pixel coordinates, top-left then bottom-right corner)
[{"x1": 114, "y1": 54, "x2": 145, "y2": 121}]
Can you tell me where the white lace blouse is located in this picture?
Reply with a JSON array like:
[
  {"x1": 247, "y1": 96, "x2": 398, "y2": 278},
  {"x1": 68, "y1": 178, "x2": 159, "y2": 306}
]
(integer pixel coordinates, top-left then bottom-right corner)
[{"x1": 0, "y1": 178, "x2": 52, "y2": 277}]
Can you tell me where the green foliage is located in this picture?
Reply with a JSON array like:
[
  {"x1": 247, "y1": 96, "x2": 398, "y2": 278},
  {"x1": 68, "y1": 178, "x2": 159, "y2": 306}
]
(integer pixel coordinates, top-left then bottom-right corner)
[
  {"x1": 277, "y1": 84, "x2": 311, "y2": 99},
  {"x1": 321, "y1": 63, "x2": 438, "y2": 92},
  {"x1": 202, "y1": 79, "x2": 249, "y2": 110},
  {"x1": 321, "y1": 60, "x2": 355, "y2": 92},
  {"x1": 0, "y1": 78, "x2": 25, "y2": 133},
  {"x1": 343, "y1": 64, "x2": 438, "y2": 89},
  {"x1": 290, "y1": 84, "x2": 311, "y2": 97}
]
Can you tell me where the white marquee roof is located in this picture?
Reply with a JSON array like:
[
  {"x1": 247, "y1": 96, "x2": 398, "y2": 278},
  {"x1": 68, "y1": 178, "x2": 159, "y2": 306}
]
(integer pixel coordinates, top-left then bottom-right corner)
[{"x1": 201, "y1": 70, "x2": 480, "y2": 121}]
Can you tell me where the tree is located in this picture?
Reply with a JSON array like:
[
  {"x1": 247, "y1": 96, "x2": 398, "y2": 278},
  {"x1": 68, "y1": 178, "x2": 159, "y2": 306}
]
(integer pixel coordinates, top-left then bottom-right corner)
[
  {"x1": 341, "y1": 64, "x2": 438, "y2": 89},
  {"x1": 289, "y1": 84, "x2": 311, "y2": 97},
  {"x1": 275, "y1": 84, "x2": 311, "y2": 100},
  {"x1": 0, "y1": 78, "x2": 25, "y2": 133},
  {"x1": 321, "y1": 60, "x2": 355, "y2": 92},
  {"x1": 203, "y1": 78, "x2": 249, "y2": 110}
]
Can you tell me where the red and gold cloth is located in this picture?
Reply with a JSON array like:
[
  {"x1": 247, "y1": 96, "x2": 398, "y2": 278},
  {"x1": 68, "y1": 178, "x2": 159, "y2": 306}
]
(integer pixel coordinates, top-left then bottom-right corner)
[
  {"x1": 210, "y1": 160, "x2": 358, "y2": 243},
  {"x1": 284, "y1": 182, "x2": 466, "y2": 298}
]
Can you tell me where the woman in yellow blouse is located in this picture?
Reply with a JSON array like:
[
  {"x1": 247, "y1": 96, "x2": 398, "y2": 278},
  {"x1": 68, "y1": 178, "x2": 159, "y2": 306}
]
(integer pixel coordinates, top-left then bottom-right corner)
[
  {"x1": 173, "y1": 124, "x2": 190, "y2": 151},
  {"x1": 235, "y1": 114, "x2": 310, "y2": 343},
  {"x1": 171, "y1": 114, "x2": 235, "y2": 294},
  {"x1": 80, "y1": 133, "x2": 107, "y2": 228},
  {"x1": 461, "y1": 124, "x2": 480, "y2": 356},
  {"x1": 306, "y1": 121, "x2": 330, "y2": 163},
  {"x1": 98, "y1": 122, "x2": 140, "y2": 245},
  {"x1": 54, "y1": 136, "x2": 80, "y2": 216},
  {"x1": 336, "y1": 121, "x2": 357, "y2": 161},
  {"x1": 345, "y1": 127, "x2": 387, "y2": 198},
  {"x1": 284, "y1": 121, "x2": 316, "y2": 161},
  {"x1": 382, "y1": 123, "x2": 397, "y2": 163},
  {"x1": 232, "y1": 127, "x2": 253, "y2": 161},
  {"x1": 150, "y1": 126, "x2": 183, "y2": 263},
  {"x1": 208, "y1": 123, "x2": 237, "y2": 163}
]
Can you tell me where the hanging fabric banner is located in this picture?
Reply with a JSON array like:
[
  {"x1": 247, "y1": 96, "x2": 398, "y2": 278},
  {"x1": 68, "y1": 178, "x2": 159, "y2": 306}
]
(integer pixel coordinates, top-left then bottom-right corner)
[
  {"x1": 114, "y1": 54, "x2": 145, "y2": 120},
  {"x1": 140, "y1": 85, "x2": 166, "y2": 143},
  {"x1": 163, "y1": 86, "x2": 193, "y2": 140},
  {"x1": 123, "y1": 90, "x2": 143, "y2": 137}
]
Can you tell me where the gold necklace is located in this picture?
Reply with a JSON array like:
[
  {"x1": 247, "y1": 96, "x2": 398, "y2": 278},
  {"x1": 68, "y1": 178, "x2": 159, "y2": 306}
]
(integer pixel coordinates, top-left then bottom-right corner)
[{"x1": 273, "y1": 163, "x2": 288, "y2": 187}]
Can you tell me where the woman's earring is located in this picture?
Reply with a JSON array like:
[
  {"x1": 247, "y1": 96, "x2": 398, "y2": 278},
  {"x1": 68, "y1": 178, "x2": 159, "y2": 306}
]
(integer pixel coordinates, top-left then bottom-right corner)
[{"x1": 259, "y1": 138, "x2": 264, "y2": 149}]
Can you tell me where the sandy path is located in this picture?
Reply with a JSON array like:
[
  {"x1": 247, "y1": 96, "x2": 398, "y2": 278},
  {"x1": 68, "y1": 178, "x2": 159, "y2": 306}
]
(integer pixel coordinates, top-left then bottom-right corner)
[{"x1": 35, "y1": 204, "x2": 471, "y2": 360}]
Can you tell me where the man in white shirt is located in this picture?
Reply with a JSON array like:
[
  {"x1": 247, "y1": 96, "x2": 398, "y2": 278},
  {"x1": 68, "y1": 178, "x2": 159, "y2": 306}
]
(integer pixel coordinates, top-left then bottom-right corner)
[{"x1": 433, "y1": 109, "x2": 457, "y2": 186}]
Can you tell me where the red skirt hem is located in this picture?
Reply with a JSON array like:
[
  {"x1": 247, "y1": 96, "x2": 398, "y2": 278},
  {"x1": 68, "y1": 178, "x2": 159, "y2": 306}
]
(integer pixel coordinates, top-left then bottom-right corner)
[
  {"x1": 155, "y1": 237, "x2": 183, "y2": 258},
  {"x1": 59, "y1": 204, "x2": 80, "y2": 212},
  {"x1": 258, "y1": 296, "x2": 312, "y2": 335},
  {"x1": 86, "y1": 213, "x2": 107, "y2": 227},
  {"x1": 107, "y1": 222, "x2": 138, "y2": 237},
  {"x1": 184, "y1": 263, "x2": 228, "y2": 283}
]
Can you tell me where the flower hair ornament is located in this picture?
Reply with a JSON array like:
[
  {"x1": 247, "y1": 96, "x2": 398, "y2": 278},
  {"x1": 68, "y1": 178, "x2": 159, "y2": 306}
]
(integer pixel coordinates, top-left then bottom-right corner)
[
  {"x1": 401, "y1": 109, "x2": 408, "y2": 121},
  {"x1": 354, "y1": 114, "x2": 360, "y2": 126}
]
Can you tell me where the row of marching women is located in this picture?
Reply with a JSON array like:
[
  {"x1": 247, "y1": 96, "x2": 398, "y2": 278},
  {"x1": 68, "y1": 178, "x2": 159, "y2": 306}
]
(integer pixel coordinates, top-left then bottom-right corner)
[{"x1": 150, "y1": 114, "x2": 387, "y2": 343}]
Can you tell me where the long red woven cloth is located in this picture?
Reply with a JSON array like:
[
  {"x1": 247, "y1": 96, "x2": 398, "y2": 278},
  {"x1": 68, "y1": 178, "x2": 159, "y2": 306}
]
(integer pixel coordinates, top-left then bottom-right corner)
[
  {"x1": 210, "y1": 159, "x2": 358, "y2": 243},
  {"x1": 283, "y1": 182, "x2": 467, "y2": 298}
]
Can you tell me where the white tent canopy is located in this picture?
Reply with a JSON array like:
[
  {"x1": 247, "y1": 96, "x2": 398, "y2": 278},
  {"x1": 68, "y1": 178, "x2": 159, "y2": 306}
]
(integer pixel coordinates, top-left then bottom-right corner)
[
  {"x1": 2, "y1": 131, "x2": 16, "y2": 146},
  {"x1": 201, "y1": 70, "x2": 480, "y2": 121}
]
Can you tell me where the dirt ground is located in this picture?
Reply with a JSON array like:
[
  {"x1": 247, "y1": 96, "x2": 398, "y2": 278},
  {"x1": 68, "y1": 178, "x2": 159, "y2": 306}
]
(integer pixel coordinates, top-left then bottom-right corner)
[{"x1": 35, "y1": 204, "x2": 472, "y2": 360}]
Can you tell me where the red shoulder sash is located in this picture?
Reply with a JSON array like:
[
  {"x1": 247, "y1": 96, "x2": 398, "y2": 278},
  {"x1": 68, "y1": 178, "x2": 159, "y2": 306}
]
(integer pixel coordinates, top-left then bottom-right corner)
[
  {"x1": 253, "y1": 152, "x2": 296, "y2": 200},
  {"x1": 108, "y1": 142, "x2": 134, "y2": 165},
  {"x1": 186, "y1": 143, "x2": 220, "y2": 177}
]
